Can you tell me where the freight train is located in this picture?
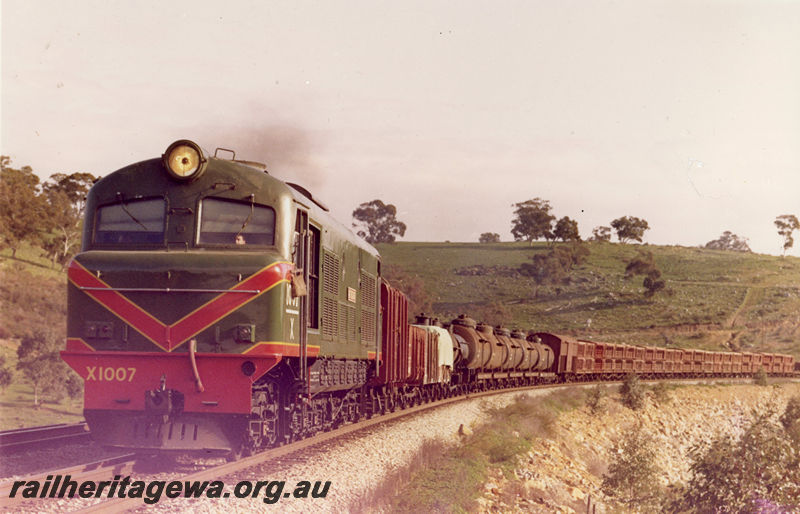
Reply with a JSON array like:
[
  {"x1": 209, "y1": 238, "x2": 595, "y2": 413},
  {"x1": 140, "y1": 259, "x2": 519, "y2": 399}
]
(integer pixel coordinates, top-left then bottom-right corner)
[{"x1": 61, "y1": 139, "x2": 798, "y2": 458}]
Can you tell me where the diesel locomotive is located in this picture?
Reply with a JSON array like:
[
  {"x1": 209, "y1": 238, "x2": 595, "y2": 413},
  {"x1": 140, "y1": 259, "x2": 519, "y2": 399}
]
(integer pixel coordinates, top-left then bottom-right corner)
[
  {"x1": 62, "y1": 139, "x2": 382, "y2": 456},
  {"x1": 61, "y1": 139, "x2": 797, "y2": 458}
]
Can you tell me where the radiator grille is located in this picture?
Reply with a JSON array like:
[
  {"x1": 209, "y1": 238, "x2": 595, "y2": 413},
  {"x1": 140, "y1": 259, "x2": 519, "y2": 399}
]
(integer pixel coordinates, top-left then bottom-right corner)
[
  {"x1": 322, "y1": 252, "x2": 340, "y2": 296},
  {"x1": 322, "y1": 297, "x2": 338, "y2": 339},
  {"x1": 361, "y1": 308, "x2": 376, "y2": 344},
  {"x1": 321, "y1": 251, "x2": 341, "y2": 340},
  {"x1": 338, "y1": 303, "x2": 357, "y2": 343},
  {"x1": 360, "y1": 271, "x2": 376, "y2": 309},
  {"x1": 360, "y1": 270, "x2": 377, "y2": 345},
  {"x1": 348, "y1": 305, "x2": 356, "y2": 343}
]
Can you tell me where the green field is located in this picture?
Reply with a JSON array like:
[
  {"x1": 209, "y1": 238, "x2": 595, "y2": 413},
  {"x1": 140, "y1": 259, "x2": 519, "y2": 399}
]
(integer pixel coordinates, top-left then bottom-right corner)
[{"x1": 377, "y1": 241, "x2": 800, "y2": 356}]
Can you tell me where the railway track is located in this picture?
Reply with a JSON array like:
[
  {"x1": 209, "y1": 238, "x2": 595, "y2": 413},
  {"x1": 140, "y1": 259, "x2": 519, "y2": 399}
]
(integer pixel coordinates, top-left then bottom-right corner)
[
  {"x1": 0, "y1": 453, "x2": 136, "y2": 510},
  {"x1": 0, "y1": 422, "x2": 91, "y2": 452},
  {"x1": 3, "y1": 381, "x2": 556, "y2": 512},
  {"x1": 3, "y1": 377, "x2": 795, "y2": 512}
]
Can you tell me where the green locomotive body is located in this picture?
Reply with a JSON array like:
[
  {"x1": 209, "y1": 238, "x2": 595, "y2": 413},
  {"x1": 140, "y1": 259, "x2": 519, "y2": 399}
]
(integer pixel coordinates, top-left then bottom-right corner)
[{"x1": 62, "y1": 140, "x2": 380, "y2": 455}]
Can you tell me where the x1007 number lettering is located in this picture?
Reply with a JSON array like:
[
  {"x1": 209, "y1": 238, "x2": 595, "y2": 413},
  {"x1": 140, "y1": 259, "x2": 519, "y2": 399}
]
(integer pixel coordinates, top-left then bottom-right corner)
[{"x1": 85, "y1": 366, "x2": 137, "y2": 382}]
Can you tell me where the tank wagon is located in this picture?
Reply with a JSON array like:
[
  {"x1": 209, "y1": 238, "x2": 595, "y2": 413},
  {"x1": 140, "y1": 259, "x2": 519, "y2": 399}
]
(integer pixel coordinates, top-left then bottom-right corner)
[{"x1": 61, "y1": 139, "x2": 798, "y2": 457}]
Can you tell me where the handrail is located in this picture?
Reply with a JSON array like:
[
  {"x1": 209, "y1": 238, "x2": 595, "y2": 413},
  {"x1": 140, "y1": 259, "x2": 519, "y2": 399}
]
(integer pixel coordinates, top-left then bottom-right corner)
[
  {"x1": 189, "y1": 339, "x2": 205, "y2": 393},
  {"x1": 78, "y1": 287, "x2": 260, "y2": 294}
]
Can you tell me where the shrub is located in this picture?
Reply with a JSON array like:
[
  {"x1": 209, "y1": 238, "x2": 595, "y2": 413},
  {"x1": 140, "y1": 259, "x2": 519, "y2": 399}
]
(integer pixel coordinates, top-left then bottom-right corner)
[
  {"x1": 473, "y1": 427, "x2": 529, "y2": 465},
  {"x1": 677, "y1": 413, "x2": 800, "y2": 512},
  {"x1": 0, "y1": 366, "x2": 12, "y2": 392},
  {"x1": 586, "y1": 385, "x2": 605, "y2": 414},
  {"x1": 780, "y1": 395, "x2": 800, "y2": 430},
  {"x1": 754, "y1": 367, "x2": 768, "y2": 386},
  {"x1": 602, "y1": 423, "x2": 662, "y2": 509},
  {"x1": 620, "y1": 373, "x2": 646, "y2": 410},
  {"x1": 651, "y1": 382, "x2": 671, "y2": 405},
  {"x1": 17, "y1": 329, "x2": 82, "y2": 405},
  {"x1": 781, "y1": 395, "x2": 800, "y2": 444}
]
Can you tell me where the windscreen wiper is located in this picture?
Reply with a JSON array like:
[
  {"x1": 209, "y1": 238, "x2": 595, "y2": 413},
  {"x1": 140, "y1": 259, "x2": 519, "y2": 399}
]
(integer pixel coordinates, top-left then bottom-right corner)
[
  {"x1": 116, "y1": 192, "x2": 149, "y2": 231},
  {"x1": 235, "y1": 194, "x2": 255, "y2": 240}
]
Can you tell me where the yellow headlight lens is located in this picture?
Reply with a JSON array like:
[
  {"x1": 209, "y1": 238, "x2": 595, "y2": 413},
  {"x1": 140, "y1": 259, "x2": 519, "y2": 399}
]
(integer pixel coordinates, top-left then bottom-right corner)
[
  {"x1": 162, "y1": 140, "x2": 206, "y2": 180},
  {"x1": 167, "y1": 145, "x2": 200, "y2": 176}
]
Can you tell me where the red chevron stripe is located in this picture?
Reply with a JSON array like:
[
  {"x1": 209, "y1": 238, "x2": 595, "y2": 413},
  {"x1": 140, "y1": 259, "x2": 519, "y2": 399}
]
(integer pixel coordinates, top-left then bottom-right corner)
[
  {"x1": 68, "y1": 260, "x2": 292, "y2": 351},
  {"x1": 168, "y1": 263, "x2": 291, "y2": 346},
  {"x1": 66, "y1": 338, "x2": 96, "y2": 352},
  {"x1": 68, "y1": 261, "x2": 167, "y2": 346}
]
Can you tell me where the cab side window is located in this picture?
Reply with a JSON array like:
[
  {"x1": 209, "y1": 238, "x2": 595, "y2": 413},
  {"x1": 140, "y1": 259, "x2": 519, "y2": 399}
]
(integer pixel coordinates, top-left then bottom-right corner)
[{"x1": 307, "y1": 225, "x2": 320, "y2": 328}]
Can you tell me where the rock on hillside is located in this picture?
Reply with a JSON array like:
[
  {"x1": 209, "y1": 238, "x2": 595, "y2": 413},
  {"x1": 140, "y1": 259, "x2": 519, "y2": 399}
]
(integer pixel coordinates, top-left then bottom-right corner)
[{"x1": 478, "y1": 382, "x2": 800, "y2": 513}]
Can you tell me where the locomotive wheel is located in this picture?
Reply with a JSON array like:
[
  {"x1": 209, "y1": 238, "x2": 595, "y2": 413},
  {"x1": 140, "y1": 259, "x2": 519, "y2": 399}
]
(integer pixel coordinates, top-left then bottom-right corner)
[
  {"x1": 226, "y1": 441, "x2": 250, "y2": 462},
  {"x1": 250, "y1": 387, "x2": 280, "y2": 450}
]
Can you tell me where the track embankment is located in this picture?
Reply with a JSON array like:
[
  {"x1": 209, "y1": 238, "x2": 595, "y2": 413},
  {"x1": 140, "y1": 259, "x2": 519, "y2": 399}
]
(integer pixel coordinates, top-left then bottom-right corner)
[{"x1": 475, "y1": 381, "x2": 800, "y2": 513}]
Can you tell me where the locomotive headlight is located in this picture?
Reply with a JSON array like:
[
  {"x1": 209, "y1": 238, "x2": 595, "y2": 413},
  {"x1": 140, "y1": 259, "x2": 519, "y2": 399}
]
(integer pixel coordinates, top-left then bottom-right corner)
[{"x1": 162, "y1": 140, "x2": 207, "y2": 181}]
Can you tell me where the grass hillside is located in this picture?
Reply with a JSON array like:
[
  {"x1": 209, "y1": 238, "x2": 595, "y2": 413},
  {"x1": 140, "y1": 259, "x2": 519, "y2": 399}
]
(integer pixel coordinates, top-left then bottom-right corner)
[
  {"x1": 0, "y1": 244, "x2": 81, "y2": 429},
  {"x1": 377, "y1": 241, "x2": 800, "y2": 357}
]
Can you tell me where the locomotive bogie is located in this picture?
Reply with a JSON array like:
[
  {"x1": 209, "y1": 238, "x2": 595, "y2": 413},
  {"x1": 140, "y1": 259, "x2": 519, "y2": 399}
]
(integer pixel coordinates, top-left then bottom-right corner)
[{"x1": 308, "y1": 359, "x2": 370, "y2": 392}]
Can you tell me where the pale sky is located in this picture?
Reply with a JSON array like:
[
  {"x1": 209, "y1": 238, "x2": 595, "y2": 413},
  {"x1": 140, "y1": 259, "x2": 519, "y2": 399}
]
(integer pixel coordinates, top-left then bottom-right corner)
[{"x1": 2, "y1": 1, "x2": 799, "y2": 256}]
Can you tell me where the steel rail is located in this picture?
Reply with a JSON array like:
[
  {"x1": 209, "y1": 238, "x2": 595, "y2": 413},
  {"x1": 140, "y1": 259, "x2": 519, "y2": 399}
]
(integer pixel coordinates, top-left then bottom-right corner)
[
  {"x1": 0, "y1": 422, "x2": 91, "y2": 451},
  {"x1": 0, "y1": 453, "x2": 136, "y2": 510}
]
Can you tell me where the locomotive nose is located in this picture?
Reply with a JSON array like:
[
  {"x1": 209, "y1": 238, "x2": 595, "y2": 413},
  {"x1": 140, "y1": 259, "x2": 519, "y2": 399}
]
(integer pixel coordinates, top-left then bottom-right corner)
[{"x1": 68, "y1": 251, "x2": 291, "y2": 352}]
